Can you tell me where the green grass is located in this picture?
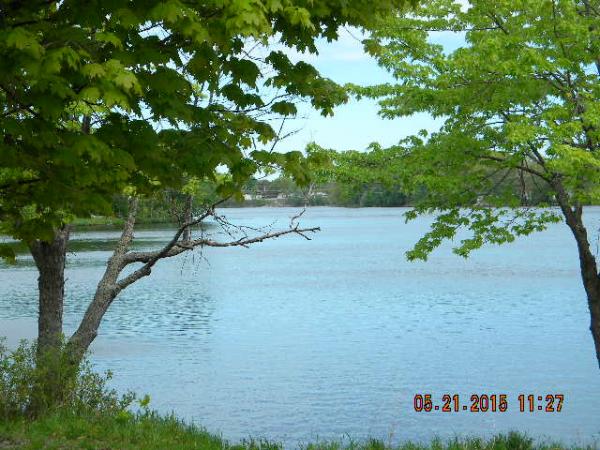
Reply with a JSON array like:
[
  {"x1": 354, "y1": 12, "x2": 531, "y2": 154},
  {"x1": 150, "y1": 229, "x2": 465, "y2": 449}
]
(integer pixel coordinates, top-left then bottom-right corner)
[
  {"x1": 0, "y1": 411, "x2": 226, "y2": 450},
  {"x1": 70, "y1": 216, "x2": 125, "y2": 227},
  {"x1": 70, "y1": 216, "x2": 176, "y2": 227},
  {"x1": 0, "y1": 412, "x2": 596, "y2": 450}
]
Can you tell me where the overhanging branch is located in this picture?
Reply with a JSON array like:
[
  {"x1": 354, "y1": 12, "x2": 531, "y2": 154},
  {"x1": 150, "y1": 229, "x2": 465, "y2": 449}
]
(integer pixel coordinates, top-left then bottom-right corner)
[
  {"x1": 115, "y1": 197, "x2": 319, "y2": 291},
  {"x1": 69, "y1": 197, "x2": 320, "y2": 355},
  {"x1": 117, "y1": 223, "x2": 319, "y2": 291}
]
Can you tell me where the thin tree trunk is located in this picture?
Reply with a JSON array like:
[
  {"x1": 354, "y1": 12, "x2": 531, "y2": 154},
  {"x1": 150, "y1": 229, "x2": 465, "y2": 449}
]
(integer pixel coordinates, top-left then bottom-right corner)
[
  {"x1": 590, "y1": 297, "x2": 600, "y2": 367},
  {"x1": 68, "y1": 283, "x2": 119, "y2": 362},
  {"x1": 574, "y1": 231, "x2": 600, "y2": 367},
  {"x1": 68, "y1": 198, "x2": 139, "y2": 362},
  {"x1": 554, "y1": 182, "x2": 600, "y2": 367},
  {"x1": 29, "y1": 226, "x2": 70, "y2": 355}
]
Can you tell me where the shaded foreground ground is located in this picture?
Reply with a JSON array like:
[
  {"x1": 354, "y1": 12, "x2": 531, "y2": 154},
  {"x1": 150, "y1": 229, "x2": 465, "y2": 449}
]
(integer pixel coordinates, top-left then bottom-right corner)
[{"x1": 0, "y1": 412, "x2": 597, "y2": 450}]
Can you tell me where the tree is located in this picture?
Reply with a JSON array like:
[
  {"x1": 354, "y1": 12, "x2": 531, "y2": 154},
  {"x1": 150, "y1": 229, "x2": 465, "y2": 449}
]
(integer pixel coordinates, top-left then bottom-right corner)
[
  {"x1": 0, "y1": 0, "x2": 408, "y2": 408},
  {"x1": 336, "y1": 0, "x2": 600, "y2": 367}
]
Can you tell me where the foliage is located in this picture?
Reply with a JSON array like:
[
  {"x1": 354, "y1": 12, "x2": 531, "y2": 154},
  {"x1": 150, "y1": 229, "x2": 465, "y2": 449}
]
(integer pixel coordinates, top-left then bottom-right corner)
[
  {"x1": 339, "y1": 0, "x2": 600, "y2": 259},
  {"x1": 328, "y1": 182, "x2": 408, "y2": 207},
  {"x1": 0, "y1": 339, "x2": 135, "y2": 421},
  {"x1": 0, "y1": 0, "x2": 407, "y2": 261},
  {"x1": 318, "y1": 143, "x2": 555, "y2": 209}
]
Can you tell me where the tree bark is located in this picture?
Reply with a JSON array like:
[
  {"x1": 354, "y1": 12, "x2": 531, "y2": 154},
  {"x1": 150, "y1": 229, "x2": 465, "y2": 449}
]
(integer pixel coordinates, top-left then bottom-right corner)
[
  {"x1": 68, "y1": 283, "x2": 120, "y2": 363},
  {"x1": 27, "y1": 226, "x2": 71, "y2": 414},
  {"x1": 28, "y1": 226, "x2": 70, "y2": 355},
  {"x1": 68, "y1": 198, "x2": 139, "y2": 362},
  {"x1": 554, "y1": 181, "x2": 600, "y2": 367},
  {"x1": 590, "y1": 297, "x2": 600, "y2": 368}
]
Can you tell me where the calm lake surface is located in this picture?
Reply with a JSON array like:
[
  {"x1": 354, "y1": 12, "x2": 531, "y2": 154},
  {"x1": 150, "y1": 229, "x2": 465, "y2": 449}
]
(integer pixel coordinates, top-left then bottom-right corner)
[{"x1": 1, "y1": 207, "x2": 600, "y2": 446}]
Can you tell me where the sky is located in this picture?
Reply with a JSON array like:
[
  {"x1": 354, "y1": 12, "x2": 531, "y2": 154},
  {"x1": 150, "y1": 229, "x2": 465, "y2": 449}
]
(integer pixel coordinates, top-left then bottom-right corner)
[{"x1": 273, "y1": 28, "x2": 466, "y2": 154}]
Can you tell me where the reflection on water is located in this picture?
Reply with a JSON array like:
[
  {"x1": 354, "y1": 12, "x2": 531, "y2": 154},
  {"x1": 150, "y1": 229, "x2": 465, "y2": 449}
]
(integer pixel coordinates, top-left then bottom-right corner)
[{"x1": 1, "y1": 207, "x2": 600, "y2": 446}]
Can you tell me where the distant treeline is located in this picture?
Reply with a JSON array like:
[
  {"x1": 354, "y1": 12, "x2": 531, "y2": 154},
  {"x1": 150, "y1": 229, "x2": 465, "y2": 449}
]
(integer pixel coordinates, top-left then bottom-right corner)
[
  {"x1": 102, "y1": 173, "x2": 558, "y2": 225},
  {"x1": 104, "y1": 178, "x2": 412, "y2": 225},
  {"x1": 231, "y1": 173, "x2": 557, "y2": 208},
  {"x1": 231, "y1": 177, "x2": 410, "y2": 208}
]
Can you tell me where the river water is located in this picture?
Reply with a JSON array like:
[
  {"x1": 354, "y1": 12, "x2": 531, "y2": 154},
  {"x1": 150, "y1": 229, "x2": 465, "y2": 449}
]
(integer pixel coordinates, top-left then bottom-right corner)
[{"x1": 1, "y1": 207, "x2": 599, "y2": 446}]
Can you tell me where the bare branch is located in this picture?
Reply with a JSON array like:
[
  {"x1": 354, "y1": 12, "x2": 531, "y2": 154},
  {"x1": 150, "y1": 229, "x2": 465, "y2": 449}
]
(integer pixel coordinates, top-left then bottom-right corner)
[
  {"x1": 118, "y1": 221, "x2": 319, "y2": 290},
  {"x1": 70, "y1": 196, "x2": 318, "y2": 354},
  {"x1": 290, "y1": 207, "x2": 307, "y2": 229},
  {"x1": 114, "y1": 198, "x2": 139, "y2": 257},
  {"x1": 117, "y1": 198, "x2": 228, "y2": 281}
]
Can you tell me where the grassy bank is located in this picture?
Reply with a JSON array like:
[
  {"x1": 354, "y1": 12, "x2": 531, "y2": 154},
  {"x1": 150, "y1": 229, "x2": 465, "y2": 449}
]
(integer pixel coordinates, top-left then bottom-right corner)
[
  {"x1": 0, "y1": 412, "x2": 596, "y2": 450},
  {"x1": 70, "y1": 216, "x2": 125, "y2": 227},
  {"x1": 1, "y1": 411, "x2": 225, "y2": 450},
  {"x1": 71, "y1": 216, "x2": 175, "y2": 228}
]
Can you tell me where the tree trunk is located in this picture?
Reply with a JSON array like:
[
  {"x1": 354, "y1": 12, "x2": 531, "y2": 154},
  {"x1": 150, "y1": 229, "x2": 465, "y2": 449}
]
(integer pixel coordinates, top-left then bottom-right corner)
[
  {"x1": 573, "y1": 229, "x2": 600, "y2": 368},
  {"x1": 29, "y1": 227, "x2": 70, "y2": 355},
  {"x1": 68, "y1": 198, "x2": 139, "y2": 362},
  {"x1": 589, "y1": 295, "x2": 600, "y2": 368},
  {"x1": 554, "y1": 184, "x2": 600, "y2": 368},
  {"x1": 27, "y1": 226, "x2": 71, "y2": 414},
  {"x1": 68, "y1": 283, "x2": 120, "y2": 363}
]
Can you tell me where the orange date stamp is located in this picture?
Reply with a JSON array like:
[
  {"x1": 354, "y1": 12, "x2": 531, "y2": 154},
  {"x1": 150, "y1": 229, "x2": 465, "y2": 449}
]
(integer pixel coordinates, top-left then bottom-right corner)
[{"x1": 413, "y1": 394, "x2": 564, "y2": 413}]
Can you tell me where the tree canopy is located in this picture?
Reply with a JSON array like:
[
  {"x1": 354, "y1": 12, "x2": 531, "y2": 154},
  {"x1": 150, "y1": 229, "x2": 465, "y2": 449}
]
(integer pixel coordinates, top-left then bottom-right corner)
[
  {"x1": 0, "y1": 0, "x2": 406, "y2": 253},
  {"x1": 332, "y1": 0, "x2": 599, "y2": 258}
]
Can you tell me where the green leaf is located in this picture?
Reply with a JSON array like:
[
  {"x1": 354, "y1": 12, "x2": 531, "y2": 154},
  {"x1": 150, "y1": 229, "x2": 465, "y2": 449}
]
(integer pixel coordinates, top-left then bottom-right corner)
[
  {"x1": 0, "y1": 244, "x2": 16, "y2": 264},
  {"x1": 271, "y1": 101, "x2": 297, "y2": 116}
]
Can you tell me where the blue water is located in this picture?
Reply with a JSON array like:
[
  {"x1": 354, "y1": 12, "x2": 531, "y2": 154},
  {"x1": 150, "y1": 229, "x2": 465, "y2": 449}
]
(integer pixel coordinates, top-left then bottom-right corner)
[{"x1": 1, "y1": 207, "x2": 599, "y2": 446}]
